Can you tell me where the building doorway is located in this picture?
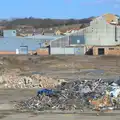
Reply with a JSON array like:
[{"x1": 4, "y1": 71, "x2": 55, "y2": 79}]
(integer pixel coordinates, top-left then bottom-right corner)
[
  {"x1": 20, "y1": 46, "x2": 28, "y2": 54},
  {"x1": 98, "y1": 48, "x2": 104, "y2": 55}
]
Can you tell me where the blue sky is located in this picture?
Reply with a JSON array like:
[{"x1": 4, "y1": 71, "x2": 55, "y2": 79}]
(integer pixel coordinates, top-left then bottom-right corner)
[{"x1": 1, "y1": 0, "x2": 120, "y2": 19}]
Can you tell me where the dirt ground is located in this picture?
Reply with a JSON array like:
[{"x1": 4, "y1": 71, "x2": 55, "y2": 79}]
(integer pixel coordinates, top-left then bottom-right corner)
[
  {"x1": 1, "y1": 55, "x2": 120, "y2": 79},
  {"x1": 0, "y1": 55, "x2": 120, "y2": 120},
  {"x1": 1, "y1": 112, "x2": 120, "y2": 120},
  {"x1": 0, "y1": 89, "x2": 120, "y2": 120}
]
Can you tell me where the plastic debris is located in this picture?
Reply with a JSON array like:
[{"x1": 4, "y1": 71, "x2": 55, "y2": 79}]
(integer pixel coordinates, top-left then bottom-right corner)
[
  {"x1": 15, "y1": 78, "x2": 120, "y2": 112},
  {"x1": 37, "y1": 89, "x2": 60, "y2": 97}
]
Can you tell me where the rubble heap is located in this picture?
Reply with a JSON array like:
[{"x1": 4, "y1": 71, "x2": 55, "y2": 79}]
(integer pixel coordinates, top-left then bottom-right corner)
[
  {"x1": 0, "y1": 73, "x2": 65, "y2": 89},
  {"x1": 15, "y1": 79, "x2": 120, "y2": 112}
]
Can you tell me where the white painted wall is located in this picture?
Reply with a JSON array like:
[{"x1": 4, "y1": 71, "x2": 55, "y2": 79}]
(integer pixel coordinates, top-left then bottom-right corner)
[
  {"x1": 116, "y1": 26, "x2": 120, "y2": 44},
  {"x1": 50, "y1": 36, "x2": 69, "y2": 47},
  {"x1": 84, "y1": 18, "x2": 120, "y2": 45},
  {"x1": 51, "y1": 48, "x2": 65, "y2": 54},
  {"x1": 64, "y1": 48, "x2": 75, "y2": 54},
  {"x1": 51, "y1": 47, "x2": 82, "y2": 55}
]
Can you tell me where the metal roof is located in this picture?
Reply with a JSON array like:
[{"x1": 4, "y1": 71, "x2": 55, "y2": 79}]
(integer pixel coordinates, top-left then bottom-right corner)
[{"x1": 24, "y1": 34, "x2": 63, "y2": 40}]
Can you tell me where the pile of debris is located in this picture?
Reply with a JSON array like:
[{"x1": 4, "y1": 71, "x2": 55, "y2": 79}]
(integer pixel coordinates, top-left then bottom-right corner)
[
  {"x1": 0, "y1": 72, "x2": 65, "y2": 89},
  {"x1": 15, "y1": 78, "x2": 120, "y2": 112}
]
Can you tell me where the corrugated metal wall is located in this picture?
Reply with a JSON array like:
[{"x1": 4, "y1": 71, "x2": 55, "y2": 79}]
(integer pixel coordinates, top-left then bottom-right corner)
[
  {"x1": 50, "y1": 36, "x2": 69, "y2": 47},
  {"x1": 0, "y1": 37, "x2": 50, "y2": 51},
  {"x1": 51, "y1": 48, "x2": 75, "y2": 55},
  {"x1": 51, "y1": 47, "x2": 85, "y2": 55},
  {"x1": 69, "y1": 35, "x2": 85, "y2": 45},
  {"x1": 36, "y1": 48, "x2": 49, "y2": 55}
]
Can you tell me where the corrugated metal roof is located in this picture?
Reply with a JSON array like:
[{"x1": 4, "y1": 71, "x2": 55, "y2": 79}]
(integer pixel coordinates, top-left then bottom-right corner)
[
  {"x1": 0, "y1": 37, "x2": 49, "y2": 51},
  {"x1": 24, "y1": 34, "x2": 63, "y2": 40}
]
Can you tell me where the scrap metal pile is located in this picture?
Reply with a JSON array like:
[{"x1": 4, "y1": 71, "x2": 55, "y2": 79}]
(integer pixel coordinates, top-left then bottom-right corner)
[{"x1": 15, "y1": 78, "x2": 120, "y2": 112}]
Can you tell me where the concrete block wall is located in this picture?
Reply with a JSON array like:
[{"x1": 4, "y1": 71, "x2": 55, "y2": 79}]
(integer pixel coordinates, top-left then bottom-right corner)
[
  {"x1": 84, "y1": 18, "x2": 108, "y2": 45},
  {"x1": 84, "y1": 18, "x2": 120, "y2": 46},
  {"x1": 36, "y1": 48, "x2": 49, "y2": 55},
  {"x1": 93, "y1": 46, "x2": 120, "y2": 56},
  {"x1": 0, "y1": 51, "x2": 16, "y2": 55},
  {"x1": 93, "y1": 47, "x2": 98, "y2": 55},
  {"x1": 105, "y1": 47, "x2": 120, "y2": 56}
]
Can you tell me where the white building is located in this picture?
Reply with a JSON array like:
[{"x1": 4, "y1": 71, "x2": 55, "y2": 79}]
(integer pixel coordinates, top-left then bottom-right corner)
[{"x1": 50, "y1": 13, "x2": 120, "y2": 47}]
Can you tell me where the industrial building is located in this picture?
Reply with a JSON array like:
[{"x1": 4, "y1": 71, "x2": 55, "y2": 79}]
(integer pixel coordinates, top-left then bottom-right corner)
[
  {"x1": 0, "y1": 13, "x2": 120, "y2": 56},
  {"x1": 0, "y1": 29, "x2": 62, "y2": 55},
  {"x1": 50, "y1": 13, "x2": 120, "y2": 55}
]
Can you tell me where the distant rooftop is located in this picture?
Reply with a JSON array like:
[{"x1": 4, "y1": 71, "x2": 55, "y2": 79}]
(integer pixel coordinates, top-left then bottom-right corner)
[{"x1": 24, "y1": 34, "x2": 64, "y2": 40}]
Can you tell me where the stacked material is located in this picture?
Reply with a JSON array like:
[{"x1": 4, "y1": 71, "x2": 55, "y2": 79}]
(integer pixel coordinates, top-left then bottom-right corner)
[{"x1": 0, "y1": 73, "x2": 65, "y2": 89}]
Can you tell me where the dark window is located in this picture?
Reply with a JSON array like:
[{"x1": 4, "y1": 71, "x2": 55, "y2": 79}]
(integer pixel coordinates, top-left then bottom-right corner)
[
  {"x1": 109, "y1": 48, "x2": 114, "y2": 50},
  {"x1": 98, "y1": 48, "x2": 104, "y2": 55}
]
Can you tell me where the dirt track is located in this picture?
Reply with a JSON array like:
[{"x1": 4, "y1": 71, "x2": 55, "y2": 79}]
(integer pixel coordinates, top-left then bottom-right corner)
[
  {"x1": 0, "y1": 55, "x2": 120, "y2": 119},
  {"x1": 1, "y1": 112, "x2": 120, "y2": 120}
]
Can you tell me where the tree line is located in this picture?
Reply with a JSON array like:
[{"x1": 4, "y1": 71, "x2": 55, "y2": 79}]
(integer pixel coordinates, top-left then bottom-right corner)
[{"x1": 5, "y1": 17, "x2": 94, "y2": 28}]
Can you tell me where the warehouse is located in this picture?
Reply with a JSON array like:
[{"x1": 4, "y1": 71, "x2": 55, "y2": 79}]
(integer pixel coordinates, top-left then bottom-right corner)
[
  {"x1": 0, "y1": 37, "x2": 48, "y2": 54},
  {"x1": 50, "y1": 13, "x2": 120, "y2": 55},
  {"x1": 50, "y1": 34, "x2": 86, "y2": 55},
  {"x1": 0, "y1": 30, "x2": 63, "y2": 55}
]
